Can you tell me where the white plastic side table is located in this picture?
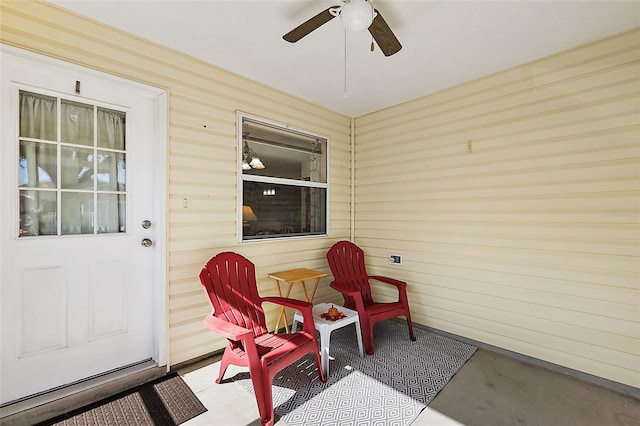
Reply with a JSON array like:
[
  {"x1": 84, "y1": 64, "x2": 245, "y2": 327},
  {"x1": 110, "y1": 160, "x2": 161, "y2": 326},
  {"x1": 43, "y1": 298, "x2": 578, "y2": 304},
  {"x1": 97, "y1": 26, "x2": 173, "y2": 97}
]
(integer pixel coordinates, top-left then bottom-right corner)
[{"x1": 291, "y1": 302, "x2": 364, "y2": 377}]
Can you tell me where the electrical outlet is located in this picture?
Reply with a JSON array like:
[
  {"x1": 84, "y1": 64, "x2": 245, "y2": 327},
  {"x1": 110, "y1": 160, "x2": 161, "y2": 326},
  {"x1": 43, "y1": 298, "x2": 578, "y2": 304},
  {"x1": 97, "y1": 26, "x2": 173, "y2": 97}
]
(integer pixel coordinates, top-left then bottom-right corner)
[{"x1": 389, "y1": 254, "x2": 402, "y2": 265}]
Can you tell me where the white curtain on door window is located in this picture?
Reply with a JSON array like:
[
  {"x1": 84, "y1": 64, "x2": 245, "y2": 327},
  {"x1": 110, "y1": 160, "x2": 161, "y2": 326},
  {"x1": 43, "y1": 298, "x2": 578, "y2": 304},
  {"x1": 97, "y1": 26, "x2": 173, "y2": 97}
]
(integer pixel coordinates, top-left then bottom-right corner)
[
  {"x1": 96, "y1": 108, "x2": 126, "y2": 232},
  {"x1": 19, "y1": 91, "x2": 126, "y2": 236},
  {"x1": 97, "y1": 108, "x2": 125, "y2": 151}
]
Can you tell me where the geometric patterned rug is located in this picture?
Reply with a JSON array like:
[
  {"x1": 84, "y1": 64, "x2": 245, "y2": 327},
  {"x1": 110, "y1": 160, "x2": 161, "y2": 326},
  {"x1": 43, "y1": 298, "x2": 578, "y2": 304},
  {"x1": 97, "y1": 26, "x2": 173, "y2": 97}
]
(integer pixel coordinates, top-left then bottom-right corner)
[{"x1": 234, "y1": 320, "x2": 476, "y2": 426}]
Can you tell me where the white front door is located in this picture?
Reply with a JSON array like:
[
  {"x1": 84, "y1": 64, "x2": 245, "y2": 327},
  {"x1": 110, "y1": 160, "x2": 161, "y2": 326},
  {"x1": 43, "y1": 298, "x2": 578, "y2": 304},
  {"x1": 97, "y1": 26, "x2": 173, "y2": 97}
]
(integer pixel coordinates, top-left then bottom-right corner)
[{"x1": 0, "y1": 46, "x2": 167, "y2": 404}]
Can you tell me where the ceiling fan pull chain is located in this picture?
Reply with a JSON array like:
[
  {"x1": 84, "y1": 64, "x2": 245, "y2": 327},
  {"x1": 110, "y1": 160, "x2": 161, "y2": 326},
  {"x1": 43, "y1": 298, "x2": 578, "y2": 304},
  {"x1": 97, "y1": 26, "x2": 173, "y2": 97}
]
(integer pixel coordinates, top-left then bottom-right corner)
[{"x1": 344, "y1": 29, "x2": 348, "y2": 98}]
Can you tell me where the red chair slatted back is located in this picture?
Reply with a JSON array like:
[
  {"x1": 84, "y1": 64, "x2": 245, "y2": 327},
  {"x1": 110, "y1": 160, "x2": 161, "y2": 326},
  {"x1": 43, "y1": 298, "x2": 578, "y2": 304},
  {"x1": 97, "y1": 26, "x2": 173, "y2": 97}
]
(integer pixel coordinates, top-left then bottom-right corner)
[
  {"x1": 200, "y1": 251, "x2": 269, "y2": 338},
  {"x1": 326, "y1": 241, "x2": 374, "y2": 305}
]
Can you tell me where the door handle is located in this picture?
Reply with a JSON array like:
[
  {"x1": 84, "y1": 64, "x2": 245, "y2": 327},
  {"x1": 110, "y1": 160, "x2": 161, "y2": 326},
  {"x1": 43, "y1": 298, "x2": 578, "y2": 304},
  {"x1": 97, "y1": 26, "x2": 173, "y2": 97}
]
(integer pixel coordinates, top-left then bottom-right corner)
[{"x1": 141, "y1": 238, "x2": 153, "y2": 247}]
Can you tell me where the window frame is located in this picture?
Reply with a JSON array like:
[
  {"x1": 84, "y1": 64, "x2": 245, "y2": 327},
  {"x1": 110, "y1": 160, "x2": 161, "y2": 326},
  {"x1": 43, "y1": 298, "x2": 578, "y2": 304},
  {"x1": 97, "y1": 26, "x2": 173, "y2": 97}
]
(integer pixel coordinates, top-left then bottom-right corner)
[
  {"x1": 237, "y1": 112, "x2": 329, "y2": 243},
  {"x1": 15, "y1": 87, "x2": 130, "y2": 238}
]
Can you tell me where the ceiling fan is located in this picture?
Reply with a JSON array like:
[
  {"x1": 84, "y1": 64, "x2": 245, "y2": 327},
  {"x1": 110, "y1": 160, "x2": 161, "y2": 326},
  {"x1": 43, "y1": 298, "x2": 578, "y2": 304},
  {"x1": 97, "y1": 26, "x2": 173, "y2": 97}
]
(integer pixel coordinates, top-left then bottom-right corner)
[{"x1": 283, "y1": 0, "x2": 402, "y2": 57}]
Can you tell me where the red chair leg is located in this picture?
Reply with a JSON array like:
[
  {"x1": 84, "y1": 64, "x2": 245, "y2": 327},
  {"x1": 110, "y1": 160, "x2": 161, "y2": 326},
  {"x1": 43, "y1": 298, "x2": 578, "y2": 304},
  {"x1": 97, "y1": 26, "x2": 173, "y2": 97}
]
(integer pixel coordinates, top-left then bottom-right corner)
[
  {"x1": 216, "y1": 347, "x2": 233, "y2": 384},
  {"x1": 360, "y1": 318, "x2": 375, "y2": 355},
  {"x1": 406, "y1": 313, "x2": 417, "y2": 341},
  {"x1": 253, "y1": 368, "x2": 274, "y2": 426}
]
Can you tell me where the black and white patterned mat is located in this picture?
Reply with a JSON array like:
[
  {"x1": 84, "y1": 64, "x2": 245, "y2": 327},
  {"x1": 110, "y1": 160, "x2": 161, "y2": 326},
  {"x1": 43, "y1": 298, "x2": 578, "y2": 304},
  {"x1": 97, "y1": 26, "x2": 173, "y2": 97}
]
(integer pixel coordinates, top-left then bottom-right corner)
[{"x1": 235, "y1": 321, "x2": 477, "y2": 426}]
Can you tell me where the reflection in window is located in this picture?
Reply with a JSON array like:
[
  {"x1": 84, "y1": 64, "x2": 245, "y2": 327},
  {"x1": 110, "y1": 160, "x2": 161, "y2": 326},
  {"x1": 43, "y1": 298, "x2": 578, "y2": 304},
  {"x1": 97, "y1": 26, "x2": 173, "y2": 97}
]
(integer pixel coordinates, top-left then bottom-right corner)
[
  {"x1": 17, "y1": 91, "x2": 127, "y2": 237},
  {"x1": 240, "y1": 115, "x2": 328, "y2": 241}
]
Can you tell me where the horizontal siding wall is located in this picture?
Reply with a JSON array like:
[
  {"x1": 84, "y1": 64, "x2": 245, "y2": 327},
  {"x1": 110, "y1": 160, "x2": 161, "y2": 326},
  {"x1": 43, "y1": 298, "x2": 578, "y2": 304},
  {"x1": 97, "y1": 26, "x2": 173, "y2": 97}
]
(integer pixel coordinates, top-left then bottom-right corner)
[
  {"x1": 1, "y1": 1, "x2": 351, "y2": 366},
  {"x1": 354, "y1": 28, "x2": 640, "y2": 388}
]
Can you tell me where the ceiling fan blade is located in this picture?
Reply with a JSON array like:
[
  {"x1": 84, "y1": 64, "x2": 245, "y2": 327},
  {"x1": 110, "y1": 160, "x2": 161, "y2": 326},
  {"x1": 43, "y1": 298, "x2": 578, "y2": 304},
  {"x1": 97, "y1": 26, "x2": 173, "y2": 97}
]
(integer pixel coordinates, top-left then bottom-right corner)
[
  {"x1": 368, "y1": 9, "x2": 402, "y2": 56},
  {"x1": 283, "y1": 7, "x2": 338, "y2": 43}
]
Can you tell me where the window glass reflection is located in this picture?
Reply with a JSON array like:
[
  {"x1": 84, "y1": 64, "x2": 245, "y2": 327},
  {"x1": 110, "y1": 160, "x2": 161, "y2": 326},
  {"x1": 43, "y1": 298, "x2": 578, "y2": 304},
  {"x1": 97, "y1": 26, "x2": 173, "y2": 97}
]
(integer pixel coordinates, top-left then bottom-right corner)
[
  {"x1": 61, "y1": 146, "x2": 94, "y2": 190},
  {"x1": 97, "y1": 194, "x2": 126, "y2": 233},
  {"x1": 61, "y1": 192, "x2": 94, "y2": 235},
  {"x1": 19, "y1": 190, "x2": 57, "y2": 236},
  {"x1": 19, "y1": 141, "x2": 57, "y2": 188},
  {"x1": 96, "y1": 151, "x2": 126, "y2": 191},
  {"x1": 243, "y1": 182, "x2": 326, "y2": 239},
  {"x1": 242, "y1": 119, "x2": 326, "y2": 183}
]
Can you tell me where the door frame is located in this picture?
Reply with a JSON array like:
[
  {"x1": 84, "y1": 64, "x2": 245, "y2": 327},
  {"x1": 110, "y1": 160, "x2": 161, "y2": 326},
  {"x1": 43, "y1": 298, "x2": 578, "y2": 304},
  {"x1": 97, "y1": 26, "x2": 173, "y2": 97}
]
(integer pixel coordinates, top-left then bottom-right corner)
[{"x1": 0, "y1": 43, "x2": 168, "y2": 373}]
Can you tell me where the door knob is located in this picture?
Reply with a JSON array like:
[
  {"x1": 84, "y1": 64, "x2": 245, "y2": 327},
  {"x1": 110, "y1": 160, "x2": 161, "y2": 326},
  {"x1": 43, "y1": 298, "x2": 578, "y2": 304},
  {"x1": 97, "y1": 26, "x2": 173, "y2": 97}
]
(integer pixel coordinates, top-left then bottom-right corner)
[
  {"x1": 141, "y1": 238, "x2": 153, "y2": 247},
  {"x1": 141, "y1": 220, "x2": 152, "y2": 229}
]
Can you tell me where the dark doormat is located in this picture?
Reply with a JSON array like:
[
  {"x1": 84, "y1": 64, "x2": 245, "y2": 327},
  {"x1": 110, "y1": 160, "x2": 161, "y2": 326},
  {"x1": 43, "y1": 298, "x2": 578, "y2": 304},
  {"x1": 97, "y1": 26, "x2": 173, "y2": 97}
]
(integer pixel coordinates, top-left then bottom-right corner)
[{"x1": 37, "y1": 373, "x2": 207, "y2": 426}]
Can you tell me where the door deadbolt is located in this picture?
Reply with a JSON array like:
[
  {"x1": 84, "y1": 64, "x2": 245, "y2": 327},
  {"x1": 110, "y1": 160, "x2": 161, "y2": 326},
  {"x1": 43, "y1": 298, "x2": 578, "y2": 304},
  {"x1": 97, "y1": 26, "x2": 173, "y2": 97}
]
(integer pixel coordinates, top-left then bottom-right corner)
[
  {"x1": 141, "y1": 220, "x2": 152, "y2": 229},
  {"x1": 141, "y1": 238, "x2": 153, "y2": 247}
]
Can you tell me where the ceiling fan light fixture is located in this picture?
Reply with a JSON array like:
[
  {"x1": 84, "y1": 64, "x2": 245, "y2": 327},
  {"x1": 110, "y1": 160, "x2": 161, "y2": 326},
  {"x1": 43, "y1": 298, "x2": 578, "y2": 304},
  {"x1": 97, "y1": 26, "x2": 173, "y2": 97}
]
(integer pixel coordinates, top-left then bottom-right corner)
[
  {"x1": 340, "y1": 0, "x2": 373, "y2": 32},
  {"x1": 283, "y1": 0, "x2": 401, "y2": 57}
]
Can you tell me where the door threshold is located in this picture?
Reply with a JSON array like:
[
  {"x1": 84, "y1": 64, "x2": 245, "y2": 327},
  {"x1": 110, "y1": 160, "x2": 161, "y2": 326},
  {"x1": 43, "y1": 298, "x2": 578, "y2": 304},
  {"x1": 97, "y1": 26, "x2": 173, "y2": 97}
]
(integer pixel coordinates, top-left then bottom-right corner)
[{"x1": 0, "y1": 360, "x2": 166, "y2": 425}]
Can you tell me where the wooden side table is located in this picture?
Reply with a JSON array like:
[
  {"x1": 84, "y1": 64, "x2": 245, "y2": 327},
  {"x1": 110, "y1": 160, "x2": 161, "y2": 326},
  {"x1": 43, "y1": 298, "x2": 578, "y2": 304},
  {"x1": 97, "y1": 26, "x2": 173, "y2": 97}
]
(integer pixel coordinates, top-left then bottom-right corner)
[{"x1": 268, "y1": 268, "x2": 327, "y2": 333}]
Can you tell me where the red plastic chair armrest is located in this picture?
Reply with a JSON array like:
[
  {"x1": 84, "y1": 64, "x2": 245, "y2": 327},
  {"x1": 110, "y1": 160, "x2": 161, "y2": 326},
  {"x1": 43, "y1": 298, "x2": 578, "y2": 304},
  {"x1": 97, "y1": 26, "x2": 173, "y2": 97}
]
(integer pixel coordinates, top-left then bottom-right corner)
[
  {"x1": 204, "y1": 314, "x2": 262, "y2": 360},
  {"x1": 329, "y1": 281, "x2": 361, "y2": 298},
  {"x1": 263, "y1": 296, "x2": 316, "y2": 336},
  {"x1": 369, "y1": 275, "x2": 409, "y2": 304},
  {"x1": 369, "y1": 275, "x2": 407, "y2": 289},
  {"x1": 330, "y1": 281, "x2": 367, "y2": 312},
  {"x1": 263, "y1": 296, "x2": 311, "y2": 311},
  {"x1": 204, "y1": 314, "x2": 253, "y2": 341}
]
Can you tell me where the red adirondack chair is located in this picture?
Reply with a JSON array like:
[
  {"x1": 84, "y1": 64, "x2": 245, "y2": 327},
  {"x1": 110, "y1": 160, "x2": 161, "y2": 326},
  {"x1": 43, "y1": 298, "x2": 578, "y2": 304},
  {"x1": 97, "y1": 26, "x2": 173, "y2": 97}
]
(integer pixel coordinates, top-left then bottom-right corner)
[
  {"x1": 199, "y1": 252, "x2": 325, "y2": 426},
  {"x1": 326, "y1": 241, "x2": 416, "y2": 355}
]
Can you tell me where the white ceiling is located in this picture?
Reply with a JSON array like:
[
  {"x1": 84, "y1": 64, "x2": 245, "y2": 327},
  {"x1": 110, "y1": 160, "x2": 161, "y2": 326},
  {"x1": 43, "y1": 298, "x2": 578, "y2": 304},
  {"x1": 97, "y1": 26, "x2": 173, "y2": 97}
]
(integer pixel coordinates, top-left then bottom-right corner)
[{"x1": 50, "y1": 0, "x2": 639, "y2": 118}]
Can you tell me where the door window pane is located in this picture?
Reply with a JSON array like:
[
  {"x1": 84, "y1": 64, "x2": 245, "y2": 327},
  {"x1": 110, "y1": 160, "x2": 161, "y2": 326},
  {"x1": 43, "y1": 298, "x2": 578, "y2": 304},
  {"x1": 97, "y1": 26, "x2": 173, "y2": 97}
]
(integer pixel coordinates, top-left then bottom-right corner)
[
  {"x1": 61, "y1": 100, "x2": 94, "y2": 146},
  {"x1": 97, "y1": 194, "x2": 126, "y2": 233},
  {"x1": 96, "y1": 151, "x2": 126, "y2": 191},
  {"x1": 19, "y1": 142, "x2": 57, "y2": 188},
  {"x1": 61, "y1": 146, "x2": 94, "y2": 190},
  {"x1": 61, "y1": 192, "x2": 94, "y2": 235},
  {"x1": 19, "y1": 190, "x2": 57, "y2": 237},
  {"x1": 97, "y1": 108, "x2": 126, "y2": 150},
  {"x1": 19, "y1": 91, "x2": 56, "y2": 141}
]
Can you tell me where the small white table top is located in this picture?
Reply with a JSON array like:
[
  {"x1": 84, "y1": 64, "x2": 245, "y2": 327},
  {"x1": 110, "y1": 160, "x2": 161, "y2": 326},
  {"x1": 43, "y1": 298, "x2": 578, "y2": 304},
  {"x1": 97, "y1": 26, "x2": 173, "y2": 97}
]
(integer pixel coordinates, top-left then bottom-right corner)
[{"x1": 309, "y1": 303, "x2": 359, "y2": 327}]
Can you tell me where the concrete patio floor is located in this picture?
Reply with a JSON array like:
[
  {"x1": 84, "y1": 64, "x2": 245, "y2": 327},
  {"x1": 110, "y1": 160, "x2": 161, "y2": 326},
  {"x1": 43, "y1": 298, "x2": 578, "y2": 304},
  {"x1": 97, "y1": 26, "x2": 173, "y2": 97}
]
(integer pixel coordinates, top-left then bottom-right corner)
[{"x1": 179, "y1": 343, "x2": 639, "y2": 426}]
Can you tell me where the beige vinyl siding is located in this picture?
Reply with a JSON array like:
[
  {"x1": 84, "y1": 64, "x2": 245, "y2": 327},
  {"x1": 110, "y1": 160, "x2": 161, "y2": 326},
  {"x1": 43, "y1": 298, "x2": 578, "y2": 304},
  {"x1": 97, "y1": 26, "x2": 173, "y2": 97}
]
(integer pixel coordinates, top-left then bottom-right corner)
[
  {"x1": 0, "y1": 1, "x2": 352, "y2": 366},
  {"x1": 353, "y1": 28, "x2": 640, "y2": 388}
]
